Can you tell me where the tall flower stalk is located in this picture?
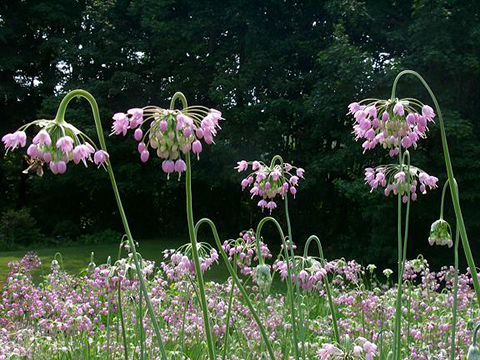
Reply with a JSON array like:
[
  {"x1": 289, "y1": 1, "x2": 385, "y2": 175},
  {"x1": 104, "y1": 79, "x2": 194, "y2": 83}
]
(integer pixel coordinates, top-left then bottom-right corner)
[
  {"x1": 171, "y1": 92, "x2": 216, "y2": 360},
  {"x1": 303, "y1": 235, "x2": 340, "y2": 344},
  {"x1": 349, "y1": 79, "x2": 442, "y2": 360},
  {"x1": 390, "y1": 70, "x2": 480, "y2": 306},
  {"x1": 351, "y1": 70, "x2": 480, "y2": 359},
  {"x1": 114, "y1": 92, "x2": 279, "y2": 359},
  {"x1": 2, "y1": 89, "x2": 169, "y2": 359},
  {"x1": 195, "y1": 217, "x2": 277, "y2": 360},
  {"x1": 236, "y1": 155, "x2": 307, "y2": 359},
  {"x1": 113, "y1": 92, "x2": 220, "y2": 360}
]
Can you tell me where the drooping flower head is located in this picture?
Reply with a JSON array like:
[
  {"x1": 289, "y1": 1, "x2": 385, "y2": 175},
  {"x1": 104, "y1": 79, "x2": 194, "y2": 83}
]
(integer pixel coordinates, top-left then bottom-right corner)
[
  {"x1": 365, "y1": 165, "x2": 438, "y2": 202},
  {"x1": 112, "y1": 103, "x2": 223, "y2": 180},
  {"x1": 236, "y1": 157, "x2": 305, "y2": 213},
  {"x1": 2, "y1": 119, "x2": 108, "y2": 175},
  {"x1": 428, "y1": 219, "x2": 453, "y2": 248},
  {"x1": 317, "y1": 344, "x2": 343, "y2": 359},
  {"x1": 222, "y1": 229, "x2": 272, "y2": 276},
  {"x1": 161, "y1": 242, "x2": 219, "y2": 280},
  {"x1": 348, "y1": 99, "x2": 435, "y2": 156},
  {"x1": 274, "y1": 255, "x2": 328, "y2": 291}
]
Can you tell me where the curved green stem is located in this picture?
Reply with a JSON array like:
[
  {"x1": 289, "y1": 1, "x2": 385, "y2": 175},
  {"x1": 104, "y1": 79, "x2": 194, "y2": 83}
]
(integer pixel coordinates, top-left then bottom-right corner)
[
  {"x1": 255, "y1": 216, "x2": 299, "y2": 360},
  {"x1": 473, "y1": 323, "x2": 480, "y2": 347},
  {"x1": 440, "y1": 180, "x2": 450, "y2": 220},
  {"x1": 195, "y1": 217, "x2": 276, "y2": 360},
  {"x1": 54, "y1": 89, "x2": 168, "y2": 360},
  {"x1": 171, "y1": 92, "x2": 216, "y2": 360},
  {"x1": 303, "y1": 236, "x2": 340, "y2": 343},
  {"x1": 53, "y1": 252, "x2": 65, "y2": 270},
  {"x1": 391, "y1": 70, "x2": 480, "y2": 305}
]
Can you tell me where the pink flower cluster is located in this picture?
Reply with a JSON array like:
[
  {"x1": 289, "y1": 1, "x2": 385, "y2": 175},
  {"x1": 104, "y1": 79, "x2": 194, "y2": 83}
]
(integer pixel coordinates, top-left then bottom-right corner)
[
  {"x1": 349, "y1": 99, "x2": 435, "y2": 156},
  {"x1": 1, "y1": 252, "x2": 477, "y2": 358},
  {"x1": 222, "y1": 229, "x2": 272, "y2": 276},
  {"x1": 2, "y1": 122, "x2": 108, "y2": 175},
  {"x1": 317, "y1": 339, "x2": 377, "y2": 359},
  {"x1": 236, "y1": 160, "x2": 305, "y2": 213},
  {"x1": 112, "y1": 106, "x2": 223, "y2": 179},
  {"x1": 274, "y1": 257, "x2": 327, "y2": 291},
  {"x1": 365, "y1": 165, "x2": 438, "y2": 203},
  {"x1": 161, "y1": 246, "x2": 219, "y2": 280}
]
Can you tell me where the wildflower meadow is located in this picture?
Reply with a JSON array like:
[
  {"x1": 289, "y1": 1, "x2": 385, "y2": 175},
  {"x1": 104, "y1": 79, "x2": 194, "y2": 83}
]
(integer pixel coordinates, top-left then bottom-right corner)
[{"x1": 1, "y1": 2, "x2": 480, "y2": 360}]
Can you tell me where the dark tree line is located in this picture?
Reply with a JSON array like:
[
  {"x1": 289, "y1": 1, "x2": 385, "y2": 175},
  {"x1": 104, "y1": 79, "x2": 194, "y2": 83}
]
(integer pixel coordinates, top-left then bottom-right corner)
[{"x1": 0, "y1": 0, "x2": 479, "y2": 268}]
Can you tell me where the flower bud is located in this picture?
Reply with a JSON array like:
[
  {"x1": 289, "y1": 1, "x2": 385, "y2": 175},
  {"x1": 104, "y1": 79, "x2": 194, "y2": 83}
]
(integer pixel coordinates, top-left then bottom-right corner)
[
  {"x1": 255, "y1": 264, "x2": 272, "y2": 292},
  {"x1": 468, "y1": 345, "x2": 480, "y2": 360},
  {"x1": 134, "y1": 128, "x2": 143, "y2": 141},
  {"x1": 428, "y1": 219, "x2": 453, "y2": 247}
]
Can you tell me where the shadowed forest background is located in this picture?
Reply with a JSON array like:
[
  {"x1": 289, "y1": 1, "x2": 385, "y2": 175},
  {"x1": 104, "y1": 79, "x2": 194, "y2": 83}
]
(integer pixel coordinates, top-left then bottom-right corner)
[{"x1": 0, "y1": 0, "x2": 479, "y2": 270}]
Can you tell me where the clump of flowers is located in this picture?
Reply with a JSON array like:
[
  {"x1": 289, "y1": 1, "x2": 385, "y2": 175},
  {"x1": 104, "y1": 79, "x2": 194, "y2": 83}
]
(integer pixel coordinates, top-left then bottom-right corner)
[
  {"x1": 161, "y1": 243, "x2": 219, "y2": 280},
  {"x1": 112, "y1": 106, "x2": 223, "y2": 179},
  {"x1": 317, "y1": 337, "x2": 377, "y2": 359},
  {"x1": 2, "y1": 119, "x2": 109, "y2": 175},
  {"x1": 365, "y1": 165, "x2": 438, "y2": 202},
  {"x1": 235, "y1": 159, "x2": 305, "y2": 212},
  {"x1": 349, "y1": 99, "x2": 435, "y2": 156},
  {"x1": 274, "y1": 256, "x2": 328, "y2": 291},
  {"x1": 222, "y1": 229, "x2": 272, "y2": 276},
  {"x1": 428, "y1": 219, "x2": 453, "y2": 247}
]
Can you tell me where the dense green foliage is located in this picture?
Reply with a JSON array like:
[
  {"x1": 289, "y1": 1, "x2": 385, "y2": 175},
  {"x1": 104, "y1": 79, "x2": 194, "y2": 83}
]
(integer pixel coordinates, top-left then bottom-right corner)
[{"x1": 1, "y1": 0, "x2": 479, "y2": 268}]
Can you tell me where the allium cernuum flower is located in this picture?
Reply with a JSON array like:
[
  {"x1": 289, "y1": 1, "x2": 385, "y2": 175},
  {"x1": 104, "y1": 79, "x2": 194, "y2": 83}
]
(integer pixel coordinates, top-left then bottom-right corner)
[
  {"x1": 112, "y1": 105, "x2": 223, "y2": 179},
  {"x1": 468, "y1": 344, "x2": 480, "y2": 360},
  {"x1": 348, "y1": 99, "x2": 435, "y2": 156},
  {"x1": 428, "y1": 219, "x2": 453, "y2": 247},
  {"x1": 236, "y1": 159, "x2": 304, "y2": 213},
  {"x1": 2, "y1": 119, "x2": 109, "y2": 175},
  {"x1": 365, "y1": 165, "x2": 438, "y2": 202},
  {"x1": 255, "y1": 264, "x2": 272, "y2": 291}
]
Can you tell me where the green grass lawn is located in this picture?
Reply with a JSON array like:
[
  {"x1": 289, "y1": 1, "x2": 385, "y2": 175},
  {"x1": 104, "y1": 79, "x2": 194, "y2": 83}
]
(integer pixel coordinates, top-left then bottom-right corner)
[{"x1": 0, "y1": 237, "x2": 232, "y2": 285}]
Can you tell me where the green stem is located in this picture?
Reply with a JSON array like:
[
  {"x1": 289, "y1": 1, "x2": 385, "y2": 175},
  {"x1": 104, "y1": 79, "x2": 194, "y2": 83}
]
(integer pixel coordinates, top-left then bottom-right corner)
[
  {"x1": 391, "y1": 70, "x2": 480, "y2": 305},
  {"x1": 303, "y1": 236, "x2": 340, "y2": 343},
  {"x1": 117, "y1": 281, "x2": 128, "y2": 360},
  {"x1": 171, "y1": 91, "x2": 216, "y2": 360},
  {"x1": 222, "y1": 257, "x2": 237, "y2": 360},
  {"x1": 106, "y1": 256, "x2": 112, "y2": 360},
  {"x1": 196, "y1": 217, "x2": 276, "y2": 360},
  {"x1": 450, "y1": 226, "x2": 460, "y2": 360},
  {"x1": 138, "y1": 261, "x2": 145, "y2": 360},
  {"x1": 269, "y1": 154, "x2": 304, "y2": 359},
  {"x1": 440, "y1": 180, "x2": 450, "y2": 220},
  {"x1": 180, "y1": 288, "x2": 189, "y2": 352},
  {"x1": 284, "y1": 194, "x2": 306, "y2": 360},
  {"x1": 392, "y1": 148, "x2": 404, "y2": 360},
  {"x1": 54, "y1": 252, "x2": 65, "y2": 270},
  {"x1": 255, "y1": 216, "x2": 299, "y2": 360},
  {"x1": 106, "y1": 290, "x2": 111, "y2": 360},
  {"x1": 473, "y1": 323, "x2": 480, "y2": 347},
  {"x1": 54, "y1": 89, "x2": 168, "y2": 360},
  {"x1": 406, "y1": 281, "x2": 412, "y2": 350}
]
